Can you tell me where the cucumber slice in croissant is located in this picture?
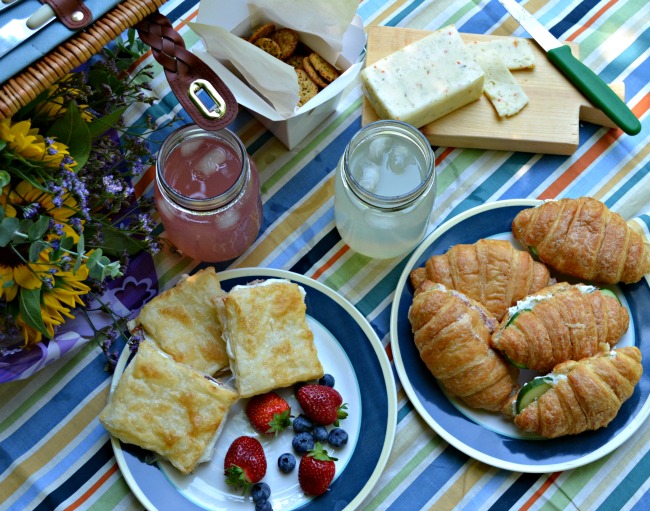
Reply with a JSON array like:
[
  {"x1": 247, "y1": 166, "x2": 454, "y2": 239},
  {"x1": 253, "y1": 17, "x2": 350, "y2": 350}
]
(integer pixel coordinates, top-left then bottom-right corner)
[{"x1": 516, "y1": 376, "x2": 553, "y2": 414}]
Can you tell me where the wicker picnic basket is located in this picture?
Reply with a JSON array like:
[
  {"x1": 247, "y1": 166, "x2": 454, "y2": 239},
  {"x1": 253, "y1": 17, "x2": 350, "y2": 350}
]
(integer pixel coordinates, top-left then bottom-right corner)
[{"x1": 0, "y1": 0, "x2": 236, "y2": 128}]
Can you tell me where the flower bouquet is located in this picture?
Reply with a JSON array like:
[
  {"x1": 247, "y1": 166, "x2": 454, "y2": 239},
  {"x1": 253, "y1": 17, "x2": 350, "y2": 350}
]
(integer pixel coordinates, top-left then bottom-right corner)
[{"x1": 0, "y1": 32, "x2": 170, "y2": 380}]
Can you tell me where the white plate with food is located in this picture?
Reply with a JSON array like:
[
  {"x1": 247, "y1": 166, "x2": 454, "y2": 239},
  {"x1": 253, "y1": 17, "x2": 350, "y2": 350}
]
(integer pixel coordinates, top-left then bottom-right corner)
[
  {"x1": 390, "y1": 199, "x2": 650, "y2": 473},
  {"x1": 108, "y1": 268, "x2": 397, "y2": 510}
]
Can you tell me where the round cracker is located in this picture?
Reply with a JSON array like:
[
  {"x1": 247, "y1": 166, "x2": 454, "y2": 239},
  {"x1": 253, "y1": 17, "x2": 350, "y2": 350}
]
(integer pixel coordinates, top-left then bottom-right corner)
[
  {"x1": 308, "y1": 52, "x2": 340, "y2": 83},
  {"x1": 303, "y1": 56, "x2": 329, "y2": 88},
  {"x1": 271, "y1": 28, "x2": 299, "y2": 60},
  {"x1": 295, "y1": 68, "x2": 318, "y2": 107},
  {"x1": 254, "y1": 37, "x2": 283, "y2": 59},
  {"x1": 248, "y1": 22, "x2": 275, "y2": 44},
  {"x1": 285, "y1": 54, "x2": 305, "y2": 69}
]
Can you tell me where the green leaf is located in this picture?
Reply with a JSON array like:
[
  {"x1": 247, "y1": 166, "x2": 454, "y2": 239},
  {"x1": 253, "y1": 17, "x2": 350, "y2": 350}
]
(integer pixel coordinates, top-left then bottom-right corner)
[
  {"x1": 87, "y1": 107, "x2": 126, "y2": 139},
  {"x1": 0, "y1": 169, "x2": 10, "y2": 188},
  {"x1": 99, "y1": 227, "x2": 147, "y2": 256},
  {"x1": 0, "y1": 140, "x2": 7, "y2": 152},
  {"x1": 27, "y1": 215, "x2": 51, "y2": 241},
  {"x1": 49, "y1": 101, "x2": 92, "y2": 170},
  {"x1": 0, "y1": 217, "x2": 21, "y2": 246},
  {"x1": 29, "y1": 240, "x2": 47, "y2": 262},
  {"x1": 86, "y1": 248, "x2": 103, "y2": 269},
  {"x1": 19, "y1": 287, "x2": 49, "y2": 338},
  {"x1": 60, "y1": 235, "x2": 74, "y2": 251},
  {"x1": 73, "y1": 233, "x2": 85, "y2": 274}
]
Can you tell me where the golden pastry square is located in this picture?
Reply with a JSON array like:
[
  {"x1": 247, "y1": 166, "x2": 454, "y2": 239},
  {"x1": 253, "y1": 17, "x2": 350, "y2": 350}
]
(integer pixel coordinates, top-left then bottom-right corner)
[
  {"x1": 99, "y1": 340, "x2": 239, "y2": 474},
  {"x1": 217, "y1": 279, "x2": 324, "y2": 397},
  {"x1": 132, "y1": 267, "x2": 228, "y2": 375}
]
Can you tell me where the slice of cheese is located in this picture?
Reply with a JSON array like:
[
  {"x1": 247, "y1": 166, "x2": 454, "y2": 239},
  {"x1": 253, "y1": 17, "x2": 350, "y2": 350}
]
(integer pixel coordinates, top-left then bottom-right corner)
[
  {"x1": 472, "y1": 48, "x2": 529, "y2": 118},
  {"x1": 360, "y1": 25, "x2": 485, "y2": 128},
  {"x1": 467, "y1": 38, "x2": 536, "y2": 70}
]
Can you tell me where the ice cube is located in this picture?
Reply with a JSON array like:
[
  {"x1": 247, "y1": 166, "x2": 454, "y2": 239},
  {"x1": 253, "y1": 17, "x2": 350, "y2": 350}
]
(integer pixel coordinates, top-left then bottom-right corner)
[
  {"x1": 180, "y1": 138, "x2": 204, "y2": 157},
  {"x1": 368, "y1": 137, "x2": 389, "y2": 162},
  {"x1": 388, "y1": 144, "x2": 411, "y2": 174},
  {"x1": 193, "y1": 147, "x2": 228, "y2": 177},
  {"x1": 356, "y1": 161, "x2": 380, "y2": 192}
]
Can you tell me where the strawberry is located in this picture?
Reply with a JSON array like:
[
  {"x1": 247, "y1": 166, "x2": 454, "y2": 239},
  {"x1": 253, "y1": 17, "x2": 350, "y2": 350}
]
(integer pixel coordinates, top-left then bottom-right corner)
[
  {"x1": 223, "y1": 436, "x2": 267, "y2": 493},
  {"x1": 298, "y1": 443, "x2": 338, "y2": 496},
  {"x1": 296, "y1": 384, "x2": 348, "y2": 426},
  {"x1": 246, "y1": 392, "x2": 291, "y2": 436}
]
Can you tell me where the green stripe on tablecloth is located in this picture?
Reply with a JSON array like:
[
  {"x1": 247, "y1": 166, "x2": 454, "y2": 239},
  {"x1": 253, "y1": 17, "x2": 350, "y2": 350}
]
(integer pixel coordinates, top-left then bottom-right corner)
[
  {"x1": 0, "y1": 342, "x2": 98, "y2": 436},
  {"x1": 87, "y1": 476, "x2": 133, "y2": 510}
]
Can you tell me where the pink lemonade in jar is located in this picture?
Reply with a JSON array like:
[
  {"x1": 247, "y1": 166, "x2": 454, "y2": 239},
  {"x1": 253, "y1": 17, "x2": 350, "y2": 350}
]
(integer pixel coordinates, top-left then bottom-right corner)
[{"x1": 155, "y1": 125, "x2": 262, "y2": 262}]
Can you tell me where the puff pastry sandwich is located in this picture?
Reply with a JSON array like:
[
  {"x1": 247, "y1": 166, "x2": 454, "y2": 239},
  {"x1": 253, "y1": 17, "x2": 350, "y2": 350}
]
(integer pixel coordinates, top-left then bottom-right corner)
[
  {"x1": 408, "y1": 281, "x2": 519, "y2": 412},
  {"x1": 215, "y1": 279, "x2": 324, "y2": 398},
  {"x1": 410, "y1": 238, "x2": 551, "y2": 321},
  {"x1": 512, "y1": 197, "x2": 650, "y2": 284},
  {"x1": 99, "y1": 340, "x2": 239, "y2": 474},
  {"x1": 491, "y1": 282, "x2": 629, "y2": 373},
  {"x1": 129, "y1": 267, "x2": 229, "y2": 375},
  {"x1": 505, "y1": 346, "x2": 642, "y2": 438}
]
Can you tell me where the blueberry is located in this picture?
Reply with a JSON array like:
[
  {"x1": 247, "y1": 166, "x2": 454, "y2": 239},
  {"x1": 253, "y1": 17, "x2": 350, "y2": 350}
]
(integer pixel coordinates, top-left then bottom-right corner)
[
  {"x1": 292, "y1": 414, "x2": 313, "y2": 433},
  {"x1": 251, "y1": 482, "x2": 271, "y2": 503},
  {"x1": 255, "y1": 500, "x2": 273, "y2": 511},
  {"x1": 278, "y1": 452, "x2": 296, "y2": 473},
  {"x1": 318, "y1": 374, "x2": 335, "y2": 387},
  {"x1": 292, "y1": 432, "x2": 315, "y2": 453},
  {"x1": 328, "y1": 427, "x2": 348, "y2": 447},
  {"x1": 312, "y1": 425, "x2": 328, "y2": 442}
]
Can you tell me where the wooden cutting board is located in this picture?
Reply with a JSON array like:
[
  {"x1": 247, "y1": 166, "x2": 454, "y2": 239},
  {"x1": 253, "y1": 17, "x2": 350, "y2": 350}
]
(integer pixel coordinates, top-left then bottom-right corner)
[{"x1": 361, "y1": 26, "x2": 626, "y2": 155}]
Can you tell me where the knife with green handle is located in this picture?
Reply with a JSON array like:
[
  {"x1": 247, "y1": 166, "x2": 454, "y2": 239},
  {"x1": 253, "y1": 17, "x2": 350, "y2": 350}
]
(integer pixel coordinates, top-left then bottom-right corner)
[{"x1": 497, "y1": 0, "x2": 641, "y2": 136}]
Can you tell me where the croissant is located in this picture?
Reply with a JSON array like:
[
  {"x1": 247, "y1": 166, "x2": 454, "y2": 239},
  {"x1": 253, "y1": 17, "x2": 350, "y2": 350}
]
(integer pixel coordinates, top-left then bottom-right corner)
[
  {"x1": 512, "y1": 197, "x2": 650, "y2": 284},
  {"x1": 408, "y1": 281, "x2": 519, "y2": 412},
  {"x1": 506, "y1": 346, "x2": 642, "y2": 438},
  {"x1": 410, "y1": 238, "x2": 551, "y2": 322},
  {"x1": 491, "y1": 282, "x2": 629, "y2": 373}
]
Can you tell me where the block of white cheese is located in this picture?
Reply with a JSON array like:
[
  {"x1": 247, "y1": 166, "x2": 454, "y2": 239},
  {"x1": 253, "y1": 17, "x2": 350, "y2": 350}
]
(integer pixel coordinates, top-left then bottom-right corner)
[
  {"x1": 360, "y1": 25, "x2": 485, "y2": 128},
  {"x1": 472, "y1": 48, "x2": 529, "y2": 118},
  {"x1": 466, "y1": 38, "x2": 536, "y2": 70}
]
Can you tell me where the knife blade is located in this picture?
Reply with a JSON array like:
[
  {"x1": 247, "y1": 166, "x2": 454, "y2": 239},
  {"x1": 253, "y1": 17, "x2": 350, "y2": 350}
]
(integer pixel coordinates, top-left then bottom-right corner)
[
  {"x1": 0, "y1": 4, "x2": 56, "y2": 60},
  {"x1": 0, "y1": 0, "x2": 25, "y2": 13},
  {"x1": 497, "y1": 0, "x2": 641, "y2": 136}
]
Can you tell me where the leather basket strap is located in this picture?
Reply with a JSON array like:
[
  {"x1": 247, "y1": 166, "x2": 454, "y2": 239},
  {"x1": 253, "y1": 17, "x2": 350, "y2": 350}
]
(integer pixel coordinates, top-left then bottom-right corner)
[
  {"x1": 41, "y1": 0, "x2": 93, "y2": 30},
  {"x1": 136, "y1": 11, "x2": 237, "y2": 130}
]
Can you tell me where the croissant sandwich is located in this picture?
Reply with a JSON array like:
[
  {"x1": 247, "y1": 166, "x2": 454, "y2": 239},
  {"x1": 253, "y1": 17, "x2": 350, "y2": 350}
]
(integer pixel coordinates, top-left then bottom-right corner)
[
  {"x1": 491, "y1": 282, "x2": 629, "y2": 373},
  {"x1": 408, "y1": 281, "x2": 519, "y2": 412},
  {"x1": 504, "y1": 346, "x2": 642, "y2": 438},
  {"x1": 512, "y1": 197, "x2": 650, "y2": 284},
  {"x1": 410, "y1": 239, "x2": 552, "y2": 321}
]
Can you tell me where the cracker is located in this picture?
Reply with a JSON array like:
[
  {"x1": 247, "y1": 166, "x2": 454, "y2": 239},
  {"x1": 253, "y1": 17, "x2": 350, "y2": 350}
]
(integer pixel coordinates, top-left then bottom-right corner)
[
  {"x1": 303, "y1": 56, "x2": 329, "y2": 88},
  {"x1": 285, "y1": 54, "x2": 305, "y2": 69},
  {"x1": 254, "y1": 37, "x2": 283, "y2": 59},
  {"x1": 295, "y1": 68, "x2": 318, "y2": 107},
  {"x1": 271, "y1": 28, "x2": 299, "y2": 60},
  {"x1": 248, "y1": 22, "x2": 275, "y2": 44},
  {"x1": 308, "y1": 52, "x2": 340, "y2": 83}
]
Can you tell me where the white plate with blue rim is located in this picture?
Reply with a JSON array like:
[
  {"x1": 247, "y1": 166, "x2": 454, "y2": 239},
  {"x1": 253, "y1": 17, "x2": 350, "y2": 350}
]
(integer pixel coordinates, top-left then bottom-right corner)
[
  {"x1": 390, "y1": 199, "x2": 650, "y2": 473},
  {"x1": 110, "y1": 268, "x2": 397, "y2": 510}
]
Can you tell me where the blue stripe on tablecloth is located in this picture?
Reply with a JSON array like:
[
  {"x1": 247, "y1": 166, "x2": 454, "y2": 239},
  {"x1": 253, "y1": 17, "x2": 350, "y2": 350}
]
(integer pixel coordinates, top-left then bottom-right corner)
[
  {"x1": 290, "y1": 228, "x2": 342, "y2": 274},
  {"x1": 0, "y1": 353, "x2": 107, "y2": 463},
  {"x1": 30, "y1": 440, "x2": 114, "y2": 511},
  {"x1": 486, "y1": 472, "x2": 540, "y2": 510},
  {"x1": 548, "y1": 0, "x2": 601, "y2": 39},
  {"x1": 597, "y1": 451, "x2": 650, "y2": 510},
  {"x1": 8, "y1": 424, "x2": 109, "y2": 511},
  {"x1": 599, "y1": 26, "x2": 650, "y2": 86},
  {"x1": 385, "y1": 445, "x2": 469, "y2": 510},
  {"x1": 383, "y1": 0, "x2": 431, "y2": 27}
]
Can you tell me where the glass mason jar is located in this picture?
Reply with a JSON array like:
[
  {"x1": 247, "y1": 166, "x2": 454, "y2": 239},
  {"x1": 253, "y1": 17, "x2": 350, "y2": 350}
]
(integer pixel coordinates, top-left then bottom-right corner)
[
  {"x1": 334, "y1": 120, "x2": 436, "y2": 259},
  {"x1": 154, "y1": 124, "x2": 262, "y2": 262}
]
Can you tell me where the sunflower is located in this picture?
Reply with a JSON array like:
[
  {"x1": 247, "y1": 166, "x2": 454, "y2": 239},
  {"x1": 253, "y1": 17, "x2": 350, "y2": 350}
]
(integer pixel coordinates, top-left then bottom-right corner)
[{"x1": 0, "y1": 117, "x2": 75, "y2": 171}]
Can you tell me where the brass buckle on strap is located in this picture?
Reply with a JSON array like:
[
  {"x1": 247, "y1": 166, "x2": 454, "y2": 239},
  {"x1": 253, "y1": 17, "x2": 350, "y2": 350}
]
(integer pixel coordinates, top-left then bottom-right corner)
[{"x1": 188, "y1": 79, "x2": 227, "y2": 120}]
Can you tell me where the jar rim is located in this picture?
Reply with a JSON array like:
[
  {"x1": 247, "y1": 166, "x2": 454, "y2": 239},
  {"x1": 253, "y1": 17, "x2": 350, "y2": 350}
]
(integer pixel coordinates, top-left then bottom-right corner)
[
  {"x1": 156, "y1": 124, "x2": 249, "y2": 211},
  {"x1": 342, "y1": 120, "x2": 436, "y2": 210}
]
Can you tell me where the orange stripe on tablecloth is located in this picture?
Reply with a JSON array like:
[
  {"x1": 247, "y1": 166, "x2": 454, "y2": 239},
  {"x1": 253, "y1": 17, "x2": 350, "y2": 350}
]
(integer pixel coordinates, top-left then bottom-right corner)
[
  {"x1": 134, "y1": 164, "x2": 155, "y2": 198},
  {"x1": 566, "y1": 0, "x2": 617, "y2": 42},
  {"x1": 538, "y1": 91, "x2": 649, "y2": 200},
  {"x1": 311, "y1": 245, "x2": 350, "y2": 280},
  {"x1": 519, "y1": 471, "x2": 562, "y2": 511},
  {"x1": 64, "y1": 463, "x2": 119, "y2": 511}
]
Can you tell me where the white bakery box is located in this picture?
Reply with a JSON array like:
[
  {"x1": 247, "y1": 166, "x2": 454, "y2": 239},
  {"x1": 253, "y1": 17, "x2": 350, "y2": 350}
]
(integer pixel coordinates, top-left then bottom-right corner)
[{"x1": 190, "y1": 0, "x2": 367, "y2": 149}]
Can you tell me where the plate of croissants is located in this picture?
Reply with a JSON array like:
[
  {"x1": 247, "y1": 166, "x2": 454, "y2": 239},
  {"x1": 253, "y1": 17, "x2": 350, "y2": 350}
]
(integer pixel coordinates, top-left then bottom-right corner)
[{"x1": 390, "y1": 197, "x2": 650, "y2": 473}]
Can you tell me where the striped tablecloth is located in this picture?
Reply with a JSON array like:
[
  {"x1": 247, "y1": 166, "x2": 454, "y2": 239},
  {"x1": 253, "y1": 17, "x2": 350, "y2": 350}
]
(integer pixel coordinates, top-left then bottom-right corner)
[{"x1": 2, "y1": 0, "x2": 649, "y2": 509}]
